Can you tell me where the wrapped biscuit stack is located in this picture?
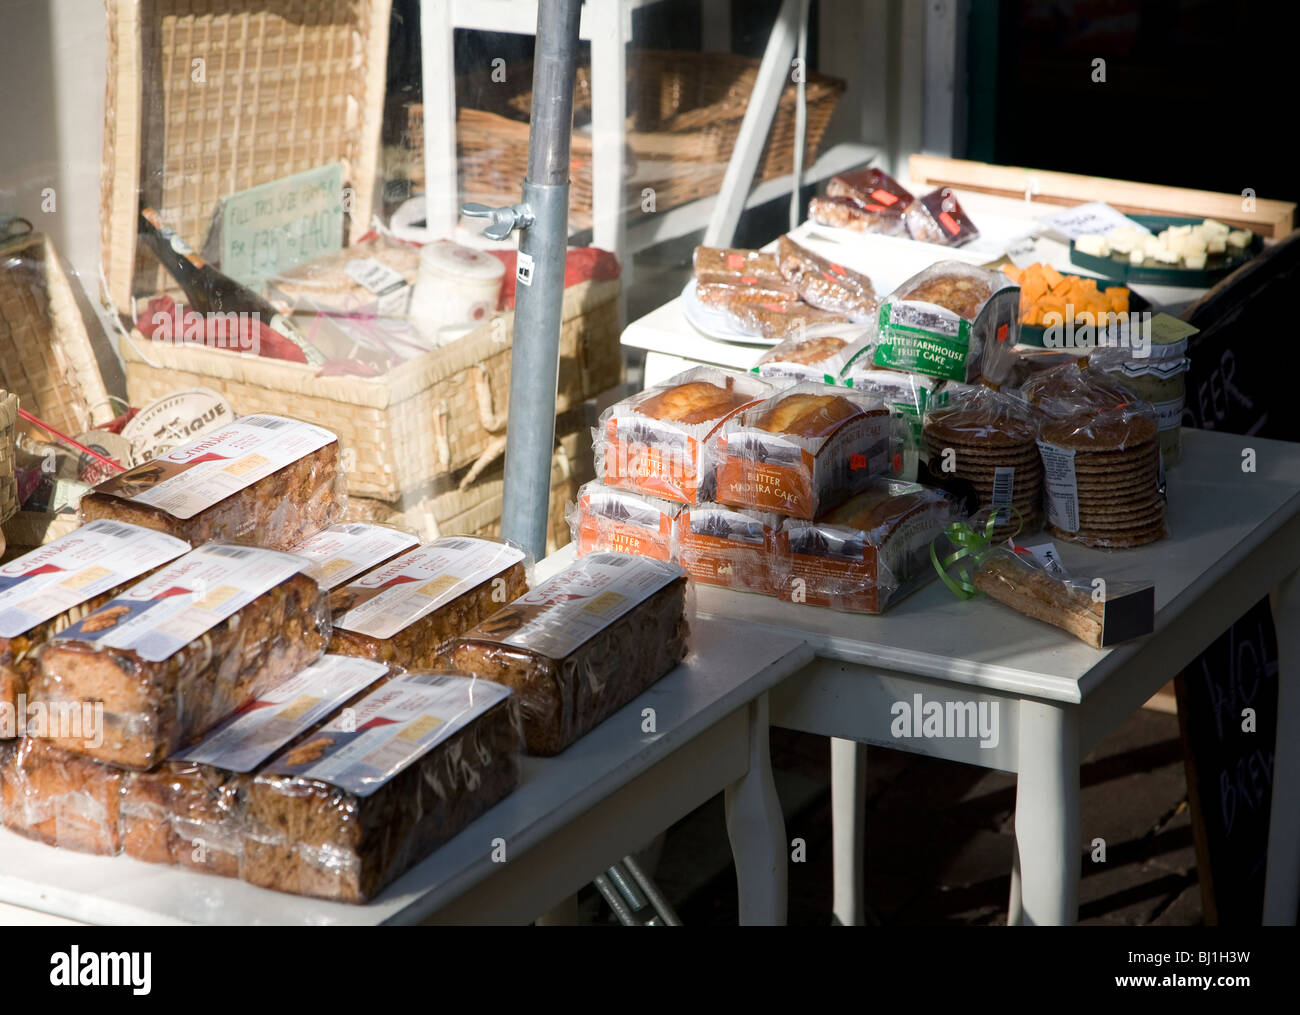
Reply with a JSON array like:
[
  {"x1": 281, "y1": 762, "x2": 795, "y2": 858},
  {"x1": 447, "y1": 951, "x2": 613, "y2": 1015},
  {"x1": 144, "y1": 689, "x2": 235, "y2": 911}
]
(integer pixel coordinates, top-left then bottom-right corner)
[
  {"x1": 1037, "y1": 406, "x2": 1166, "y2": 548},
  {"x1": 922, "y1": 387, "x2": 1043, "y2": 540}
]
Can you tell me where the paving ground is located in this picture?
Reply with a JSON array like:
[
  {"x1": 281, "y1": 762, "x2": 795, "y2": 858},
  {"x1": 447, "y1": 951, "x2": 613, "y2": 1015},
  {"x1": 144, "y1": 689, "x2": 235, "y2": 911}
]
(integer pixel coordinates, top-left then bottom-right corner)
[{"x1": 577, "y1": 706, "x2": 1202, "y2": 925}]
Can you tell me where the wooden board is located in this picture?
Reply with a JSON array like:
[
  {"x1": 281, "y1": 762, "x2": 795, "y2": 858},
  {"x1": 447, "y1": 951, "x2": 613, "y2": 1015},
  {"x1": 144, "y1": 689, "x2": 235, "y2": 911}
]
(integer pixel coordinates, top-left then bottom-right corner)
[{"x1": 908, "y1": 155, "x2": 1296, "y2": 239}]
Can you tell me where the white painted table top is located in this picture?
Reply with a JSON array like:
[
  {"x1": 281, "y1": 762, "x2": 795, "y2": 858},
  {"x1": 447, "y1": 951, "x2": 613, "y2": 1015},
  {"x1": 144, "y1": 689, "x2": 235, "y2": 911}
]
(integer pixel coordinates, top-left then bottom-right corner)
[{"x1": 0, "y1": 616, "x2": 811, "y2": 925}]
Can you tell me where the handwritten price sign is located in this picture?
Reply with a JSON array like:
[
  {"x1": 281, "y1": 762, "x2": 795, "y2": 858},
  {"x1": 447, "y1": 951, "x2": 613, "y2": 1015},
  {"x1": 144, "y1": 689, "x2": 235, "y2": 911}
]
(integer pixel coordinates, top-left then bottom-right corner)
[{"x1": 221, "y1": 164, "x2": 344, "y2": 286}]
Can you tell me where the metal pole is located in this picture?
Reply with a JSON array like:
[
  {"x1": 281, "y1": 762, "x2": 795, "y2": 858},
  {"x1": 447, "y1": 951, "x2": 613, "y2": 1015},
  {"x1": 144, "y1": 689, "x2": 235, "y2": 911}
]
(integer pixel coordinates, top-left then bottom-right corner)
[{"x1": 499, "y1": 0, "x2": 582, "y2": 560}]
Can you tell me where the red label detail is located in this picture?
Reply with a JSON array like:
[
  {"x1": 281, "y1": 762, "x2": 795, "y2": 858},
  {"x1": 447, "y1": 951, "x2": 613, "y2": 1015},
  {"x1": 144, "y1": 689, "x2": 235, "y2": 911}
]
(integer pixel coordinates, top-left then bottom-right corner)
[
  {"x1": 891, "y1": 453, "x2": 903, "y2": 473},
  {"x1": 864, "y1": 204, "x2": 885, "y2": 213},
  {"x1": 829, "y1": 262, "x2": 847, "y2": 275},
  {"x1": 997, "y1": 323, "x2": 1009, "y2": 343},
  {"x1": 741, "y1": 275, "x2": 758, "y2": 285},
  {"x1": 727, "y1": 254, "x2": 744, "y2": 270},
  {"x1": 939, "y1": 211, "x2": 961, "y2": 235},
  {"x1": 871, "y1": 189, "x2": 899, "y2": 206},
  {"x1": 850, "y1": 453, "x2": 867, "y2": 471},
  {"x1": 760, "y1": 302, "x2": 786, "y2": 312}
]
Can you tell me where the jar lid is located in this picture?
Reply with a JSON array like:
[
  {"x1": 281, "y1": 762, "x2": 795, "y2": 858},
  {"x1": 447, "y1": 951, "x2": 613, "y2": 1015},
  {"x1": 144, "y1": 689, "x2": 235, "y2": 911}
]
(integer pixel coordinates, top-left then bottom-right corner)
[
  {"x1": 419, "y1": 241, "x2": 505, "y2": 281},
  {"x1": 1102, "y1": 355, "x2": 1190, "y2": 379}
]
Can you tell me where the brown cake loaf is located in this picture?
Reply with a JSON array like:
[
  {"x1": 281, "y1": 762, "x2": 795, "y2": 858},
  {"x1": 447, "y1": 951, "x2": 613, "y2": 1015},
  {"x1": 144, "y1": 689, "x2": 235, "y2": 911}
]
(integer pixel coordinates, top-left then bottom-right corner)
[
  {"x1": 901, "y1": 274, "x2": 994, "y2": 321},
  {"x1": 692, "y1": 246, "x2": 784, "y2": 286},
  {"x1": 724, "y1": 299, "x2": 849, "y2": 339},
  {"x1": 636, "y1": 380, "x2": 754, "y2": 425},
  {"x1": 79, "y1": 416, "x2": 344, "y2": 551},
  {"x1": 327, "y1": 539, "x2": 529, "y2": 669},
  {"x1": 758, "y1": 334, "x2": 848, "y2": 368},
  {"x1": 974, "y1": 553, "x2": 1105, "y2": 647},
  {"x1": 241, "y1": 679, "x2": 520, "y2": 902},
  {"x1": 696, "y1": 279, "x2": 800, "y2": 308},
  {"x1": 448, "y1": 555, "x2": 689, "y2": 756},
  {"x1": 120, "y1": 657, "x2": 393, "y2": 878},
  {"x1": 755, "y1": 392, "x2": 864, "y2": 438},
  {"x1": 2, "y1": 594, "x2": 115, "y2": 724},
  {"x1": 0, "y1": 737, "x2": 124, "y2": 855},
  {"x1": 31, "y1": 566, "x2": 329, "y2": 770},
  {"x1": 776, "y1": 235, "x2": 877, "y2": 318}
]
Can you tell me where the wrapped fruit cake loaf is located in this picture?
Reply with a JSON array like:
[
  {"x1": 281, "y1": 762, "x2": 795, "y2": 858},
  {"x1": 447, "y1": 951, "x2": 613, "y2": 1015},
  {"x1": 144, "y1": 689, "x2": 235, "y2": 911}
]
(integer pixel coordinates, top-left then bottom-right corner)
[
  {"x1": 449, "y1": 553, "x2": 689, "y2": 756},
  {"x1": 327, "y1": 537, "x2": 529, "y2": 669},
  {"x1": 287, "y1": 522, "x2": 420, "y2": 591},
  {"x1": 1, "y1": 737, "x2": 126, "y2": 855},
  {"x1": 79, "y1": 414, "x2": 345, "y2": 550},
  {"x1": 121, "y1": 654, "x2": 393, "y2": 878},
  {"x1": 242, "y1": 672, "x2": 520, "y2": 903},
  {"x1": 0, "y1": 520, "x2": 190, "y2": 723},
  {"x1": 29, "y1": 544, "x2": 329, "y2": 769}
]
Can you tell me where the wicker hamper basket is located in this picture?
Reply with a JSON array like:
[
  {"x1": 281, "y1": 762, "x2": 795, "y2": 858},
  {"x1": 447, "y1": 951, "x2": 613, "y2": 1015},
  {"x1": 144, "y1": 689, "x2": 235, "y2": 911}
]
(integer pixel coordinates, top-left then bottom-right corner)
[
  {"x1": 406, "y1": 50, "x2": 845, "y2": 225},
  {"x1": 0, "y1": 391, "x2": 17, "y2": 526},
  {"x1": 101, "y1": 0, "x2": 392, "y2": 308},
  {"x1": 120, "y1": 278, "x2": 621, "y2": 501}
]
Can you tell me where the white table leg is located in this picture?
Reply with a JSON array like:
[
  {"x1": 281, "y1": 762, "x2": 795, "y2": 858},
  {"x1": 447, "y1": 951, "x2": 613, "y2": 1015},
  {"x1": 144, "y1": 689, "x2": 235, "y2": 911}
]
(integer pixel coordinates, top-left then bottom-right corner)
[
  {"x1": 1007, "y1": 839, "x2": 1023, "y2": 925},
  {"x1": 725, "y1": 692, "x2": 788, "y2": 925},
  {"x1": 588, "y1": 1, "x2": 628, "y2": 328},
  {"x1": 1265, "y1": 569, "x2": 1300, "y2": 925},
  {"x1": 830, "y1": 737, "x2": 867, "y2": 926},
  {"x1": 1013, "y1": 699, "x2": 1081, "y2": 925}
]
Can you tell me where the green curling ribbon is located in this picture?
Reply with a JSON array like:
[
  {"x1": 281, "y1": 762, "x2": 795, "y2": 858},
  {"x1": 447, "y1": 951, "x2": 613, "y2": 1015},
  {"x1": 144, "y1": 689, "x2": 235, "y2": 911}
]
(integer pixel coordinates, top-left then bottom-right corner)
[{"x1": 929, "y1": 506, "x2": 1024, "y2": 600}]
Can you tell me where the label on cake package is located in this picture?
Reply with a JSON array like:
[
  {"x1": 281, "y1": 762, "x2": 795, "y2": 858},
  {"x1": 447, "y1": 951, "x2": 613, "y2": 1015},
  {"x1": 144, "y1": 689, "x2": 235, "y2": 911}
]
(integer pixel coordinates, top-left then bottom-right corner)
[
  {"x1": 288, "y1": 523, "x2": 420, "y2": 591},
  {"x1": 1037, "y1": 441, "x2": 1079, "y2": 533},
  {"x1": 52, "y1": 544, "x2": 308, "y2": 662},
  {"x1": 345, "y1": 257, "x2": 410, "y2": 316},
  {"x1": 262, "y1": 673, "x2": 511, "y2": 797},
  {"x1": 333, "y1": 538, "x2": 525, "y2": 641},
  {"x1": 176, "y1": 655, "x2": 389, "y2": 773},
  {"x1": 0, "y1": 521, "x2": 191, "y2": 638},
  {"x1": 1020, "y1": 542, "x2": 1070, "y2": 579},
  {"x1": 92, "y1": 415, "x2": 337, "y2": 520},
  {"x1": 466, "y1": 553, "x2": 682, "y2": 661}
]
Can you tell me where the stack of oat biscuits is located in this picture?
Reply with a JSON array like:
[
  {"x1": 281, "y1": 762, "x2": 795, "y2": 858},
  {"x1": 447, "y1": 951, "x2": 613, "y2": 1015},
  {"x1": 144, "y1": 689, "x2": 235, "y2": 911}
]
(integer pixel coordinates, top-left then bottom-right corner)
[
  {"x1": 1037, "y1": 409, "x2": 1165, "y2": 548},
  {"x1": 923, "y1": 390, "x2": 1043, "y2": 539}
]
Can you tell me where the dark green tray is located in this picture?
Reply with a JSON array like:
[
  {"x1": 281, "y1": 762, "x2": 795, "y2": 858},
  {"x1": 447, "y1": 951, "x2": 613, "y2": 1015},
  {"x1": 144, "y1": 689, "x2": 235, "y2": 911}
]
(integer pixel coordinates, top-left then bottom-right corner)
[
  {"x1": 1016, "y1": 276, "x2": 1151, "y2": 348},
  {"x1": 1069, "y1": 213, "x2": 1262, "y2": 286}
]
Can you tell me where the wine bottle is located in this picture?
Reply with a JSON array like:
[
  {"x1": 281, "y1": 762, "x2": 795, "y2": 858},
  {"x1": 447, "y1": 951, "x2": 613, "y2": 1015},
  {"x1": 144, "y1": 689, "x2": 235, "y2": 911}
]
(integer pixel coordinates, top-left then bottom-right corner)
[{"x1": 137, "y1": 206, "x2": 326, "y2": 366}]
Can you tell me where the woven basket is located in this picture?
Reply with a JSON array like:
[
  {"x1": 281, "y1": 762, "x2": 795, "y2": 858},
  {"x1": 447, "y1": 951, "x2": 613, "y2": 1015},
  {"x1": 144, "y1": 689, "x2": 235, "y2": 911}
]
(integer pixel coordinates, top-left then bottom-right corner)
[
  {"x1": 345, "y1": 421, "x2": 594, "y2": 551},
  {"x1": 0, "y1": 233, "x2": 118, "y2": 437},
  {"x1": 0, "y1": 392, "x2": 17, "y2": 526},
  {"x1": 101, "y1": 0, "x2": 392, "y2": 309},
  {"x1": 406, "y1": 50, "x2": 845, "y2": 226},
  {"x1": 120, "y1": 278, "x2": 621, "y2": 501},
  {"x1": 1, "y1": 511, "x2": 81, "y2": 562}
]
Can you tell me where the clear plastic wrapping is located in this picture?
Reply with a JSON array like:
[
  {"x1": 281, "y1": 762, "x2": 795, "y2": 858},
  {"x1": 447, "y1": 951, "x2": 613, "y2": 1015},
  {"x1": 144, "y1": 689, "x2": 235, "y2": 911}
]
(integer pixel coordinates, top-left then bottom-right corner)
[
  {"x1": 0, "y1": 737, "x2": 124, "y2": 855},
  {"x1": 773, "y1": 479, "x2": 964, "y2": 613},
  {"x1": 903, "y1": 187, "x2": 980, "y2": 247},
  {"x1": 1017, "y1": 360, "x2": 1134, "y2": 420},
  {"x1": 715, "y1": 382, "x2": 892, "y2": 519},
  {"x1": 719, "y1": 299, "x2": 850, "y2": 339},
  {"x1": 775, "y1": 236, "x2": 878, "y2": 319},
  {"x1": 971, "y1": 545, "x2": 1154, "y2": 648},
  {"x1": 814, "y1": 168, "x2": 916, "y2": 235},
  {"x1": 29, "y1": 546, "x2": 331, "y2": 770},
  {"x1": 1036, "y1": 403, "x2": 1167, "y2": 548},
  {"x1": 0, "y1": 521, "x2": 191, "y2": 724},
  {"x1": 753, "y1": 333, "x2": 855, "y2": 385},
  {"x1": 692, "y1": 246, "x2": 785, "y2": 287},
  {"x1": 242, "y1": 673, "x2": 521, "y2": 902},
  {"x1": 569, "y1": 480, "x2": 681, "y2": 562},
  {"x1": 120, "y1": 654, "x2": 394, "y2": 878},
  {"x1": 327, "y1": 538, "x2": 530, "y2": 670},
  {"x1": 695, "y1": 279, "x2": 799, "y2": 308},
  {"x1": 867, "y1": 262, "x2": 1021, "y2": 383},
  {"x1": 448, "y1": 554, "x2": 690, "y2": 756},
  {"x1": 266, "y1": 233, "x2": 421, "y2": 318},
  {"x1": 286, "y1": 522, "x2": 420, "y2": 591},
  {"x1": 841, "y1": 365, "x2": 953, "y2": 480},
  {"x1": 678, "y1": 503, "x2": 781, "y2": 596},
  {"x1": 79, "y1": 414, "x2": 346, "y2": 551},
  {"x1": 921, "y1": 385, "x2": 1045, "y2": 538},
  {"x1": 596, "y1": 366, "x2": 775, "y2": 505}
]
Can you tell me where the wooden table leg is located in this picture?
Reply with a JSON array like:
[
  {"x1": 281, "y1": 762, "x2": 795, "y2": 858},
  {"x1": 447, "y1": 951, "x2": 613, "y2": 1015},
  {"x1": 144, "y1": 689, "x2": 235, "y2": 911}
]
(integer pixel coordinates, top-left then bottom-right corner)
[
  {"x1": 1265, "y1": 569, "x2": 1300, "y2": 925},
  {"x1": 725, "y1": 693, "x2": 788, "y2": 925},
  {"x1": 831, "y1": 737, "x2": 867, "y2": 926},
  {"x1": 1013, "y1": 699, "x2": 1081, "y2": 925}
]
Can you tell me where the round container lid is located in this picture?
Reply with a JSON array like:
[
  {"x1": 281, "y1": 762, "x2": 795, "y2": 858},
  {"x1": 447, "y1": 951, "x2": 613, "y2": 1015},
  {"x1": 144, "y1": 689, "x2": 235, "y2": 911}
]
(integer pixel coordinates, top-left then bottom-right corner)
[{"x1": 419, "y1": 241, "x2": 505, "y2": 282}]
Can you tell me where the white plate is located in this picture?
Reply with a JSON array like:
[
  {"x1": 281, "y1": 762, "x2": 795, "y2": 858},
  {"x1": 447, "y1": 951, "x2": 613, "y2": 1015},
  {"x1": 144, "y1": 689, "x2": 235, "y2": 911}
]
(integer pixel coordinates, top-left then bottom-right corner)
[{"x1": 679, "y1": 280, "x2": 783, "y2": 346}]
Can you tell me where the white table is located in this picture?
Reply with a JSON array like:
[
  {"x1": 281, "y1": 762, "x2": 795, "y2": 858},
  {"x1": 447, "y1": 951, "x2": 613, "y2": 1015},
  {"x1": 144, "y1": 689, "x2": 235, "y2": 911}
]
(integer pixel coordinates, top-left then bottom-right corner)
[
  {"x1": 692, "y1": 428, "x2": 1300, "y2": 925},
  {"x1": 622, "y1": 194, "x2": 1209, "y2": 387},
  {"x1": 0, "y1": 614, "x2": 811, "y2": 926}
]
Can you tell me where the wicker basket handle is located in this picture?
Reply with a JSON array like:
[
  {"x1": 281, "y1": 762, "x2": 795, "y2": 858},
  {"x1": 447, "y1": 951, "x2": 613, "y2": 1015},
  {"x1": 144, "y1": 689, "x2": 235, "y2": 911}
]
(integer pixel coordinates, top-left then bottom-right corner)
[
  {"x1": 474, "y1": 364, "x2": 508, "y2": 434},
  {"x1": 432, "y1": 400, "x2": 452, "y2": 470}
]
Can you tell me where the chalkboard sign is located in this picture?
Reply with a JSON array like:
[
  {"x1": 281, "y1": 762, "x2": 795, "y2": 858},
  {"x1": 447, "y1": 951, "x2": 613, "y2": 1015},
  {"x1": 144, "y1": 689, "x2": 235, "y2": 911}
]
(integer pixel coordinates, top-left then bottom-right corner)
[
  {"x1": 1174, "y1": 232, "x2": 1298, "y2": 924},
  {"x1": 1175, "y1": 599, "x2": 1278, "y2": 924}
]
